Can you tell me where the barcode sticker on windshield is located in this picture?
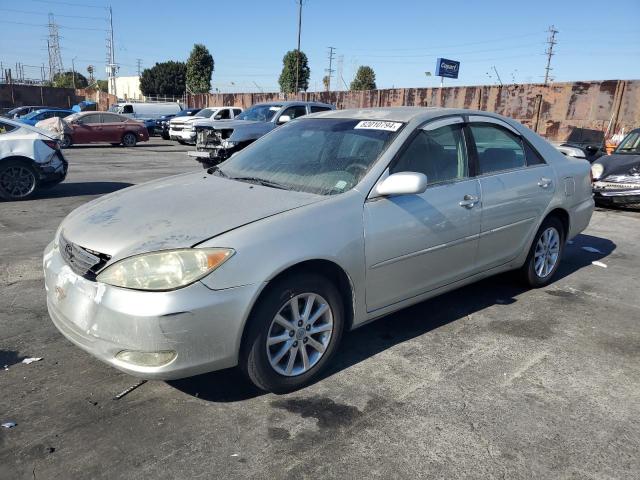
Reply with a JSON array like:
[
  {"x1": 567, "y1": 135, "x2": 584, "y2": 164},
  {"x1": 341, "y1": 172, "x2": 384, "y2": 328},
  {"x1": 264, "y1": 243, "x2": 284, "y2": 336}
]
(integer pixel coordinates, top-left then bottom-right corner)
[{"x1": 354, "y1": 121, "x2": 402, "y2": 132}]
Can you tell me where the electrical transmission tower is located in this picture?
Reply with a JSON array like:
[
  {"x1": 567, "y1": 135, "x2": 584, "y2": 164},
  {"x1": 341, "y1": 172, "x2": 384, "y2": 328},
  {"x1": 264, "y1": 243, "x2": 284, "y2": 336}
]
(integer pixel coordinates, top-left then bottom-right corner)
[
  {"x1": 544, "y1": 25, "x2": 558, "y2": 86},
  {"x1": 325, "y1": 46, "x2": 336, "y2": 92},
  {"x1": 106, "y1": 6, "x2": 118, "y2": 97},
  {"x1": 47, "y1": 13, "x2": 64, "y2": 80}
]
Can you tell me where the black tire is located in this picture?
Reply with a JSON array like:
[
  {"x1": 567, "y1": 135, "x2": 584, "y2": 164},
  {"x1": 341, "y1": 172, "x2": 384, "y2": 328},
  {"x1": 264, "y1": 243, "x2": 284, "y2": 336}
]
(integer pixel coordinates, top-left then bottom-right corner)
[
  {"x1": 162, "y1": 133, "x2": 170, "y2": 140},
  {"x1": 240, "y1": 273, "x2": 344, "y2": 393},
  {"x1": 520, "y1": 216, "x2": 565, "y2": 287},
  {"x1": 122, "y1": 132, "x2": 137, "y2": 147},
  {"x1": 60, "y1": 134, "x2": 72, "y2": 149},
  {"x1": 0, "y1": 160, "x2": 39, "y2": 201},
  {"x1": 177, "y1": 139, "x2": 186, "y2": 145}
]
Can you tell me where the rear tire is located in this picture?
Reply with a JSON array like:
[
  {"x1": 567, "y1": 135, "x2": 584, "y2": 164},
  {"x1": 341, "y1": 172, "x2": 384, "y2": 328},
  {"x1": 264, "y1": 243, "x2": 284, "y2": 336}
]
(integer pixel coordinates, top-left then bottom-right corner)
[
  {"x1": 0, "y1": 160, "x2": 39, "y2": 201},
  {"x1": 520, "y1": 216, "x2": 565, "y2": 287},
  {"x1": 240, "y1": 273, "x2": 344, "y2": 393},
  {"x1": 122, "y1": 132, "x2": 137, "y2": 147}
]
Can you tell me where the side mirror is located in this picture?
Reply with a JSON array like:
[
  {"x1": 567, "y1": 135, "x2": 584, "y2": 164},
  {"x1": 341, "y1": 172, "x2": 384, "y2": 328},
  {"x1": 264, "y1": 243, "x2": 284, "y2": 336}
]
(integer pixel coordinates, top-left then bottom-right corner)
[
  {"x1": 277, "y1": 114, "x2": 291, "y2": 124},
  {"x1": 214, "y1": 114, "x2": 222, "y2": 120},
  {"x1": 375, "y1": 172, "x2": 428, "y2": 197}
]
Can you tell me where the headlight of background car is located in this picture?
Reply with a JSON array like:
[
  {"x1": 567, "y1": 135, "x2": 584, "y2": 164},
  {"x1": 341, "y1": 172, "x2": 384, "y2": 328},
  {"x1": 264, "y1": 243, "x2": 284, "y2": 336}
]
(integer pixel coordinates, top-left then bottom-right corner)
[
  {"x1": 222, "y1": 140, "x2": 237, "y2": 149},
  {"x1": 591, "y1": 163, "x2": 604, "y2": 180},
  {"x1": 96, "y1": 248, "x2": 234, "y2": 291}
]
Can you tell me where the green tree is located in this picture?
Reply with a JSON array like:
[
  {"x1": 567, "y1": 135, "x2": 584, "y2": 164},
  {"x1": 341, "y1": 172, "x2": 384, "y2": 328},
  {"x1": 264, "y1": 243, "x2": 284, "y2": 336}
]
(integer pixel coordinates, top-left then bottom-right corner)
[
  {"x1": 186, "y1": 44, "x2": 214, "y2": 94},
  {"x1": 52, "y1": 71, "x2": 88, "y2": 89},
  {"x1": 322, "y1": 75, "x2": 330, "y2": 91},
  {"x1": 278, "y1": 50, "x2": 310, "y2": 93},
  {"x1": 139, "y1": 61, "x2": 187, "y2": 96},
  {"x1": 96, "y1": 80, "x2": 108, "y2": 92},
  {"x1": 350, "y1": 66, "x2": 376, "y2": 91}
]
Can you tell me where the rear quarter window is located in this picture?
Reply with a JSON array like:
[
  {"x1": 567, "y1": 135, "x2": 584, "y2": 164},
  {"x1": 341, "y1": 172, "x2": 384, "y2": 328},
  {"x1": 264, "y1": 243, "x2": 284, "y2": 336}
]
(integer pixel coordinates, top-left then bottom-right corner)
[{"x1": 0, "y1": 120, "x2": 19, "y2": 134}]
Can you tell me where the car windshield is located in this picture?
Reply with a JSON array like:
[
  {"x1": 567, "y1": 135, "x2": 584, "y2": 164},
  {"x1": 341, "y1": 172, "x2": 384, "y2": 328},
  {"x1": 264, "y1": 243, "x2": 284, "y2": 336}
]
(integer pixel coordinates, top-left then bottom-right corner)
[
  {"x1": 218, "y1": 118, "x2": 403, "y2": 195},
  {"x1": 194, "y1": 108, "x2": 217, "y2": 118},
  {"x1": 614, "y1": 132, "x2": 640, "y2": 154},
  {"x1": 176, "y1": 109, "x2": 198, "y2": 117},
  {"x1": 234, "y1": 105, "x2": 282, "y2": 122},
  {"x1": 23, "y1": 110, "x2": 46, "y2": 120}
]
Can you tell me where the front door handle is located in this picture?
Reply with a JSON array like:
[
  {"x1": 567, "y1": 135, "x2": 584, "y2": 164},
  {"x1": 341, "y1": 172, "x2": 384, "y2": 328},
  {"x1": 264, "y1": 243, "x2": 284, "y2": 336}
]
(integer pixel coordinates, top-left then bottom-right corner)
[
  {"x1": 459, "y1": 194, "x2": 479, "y2": 209},
  {"x1": 538, "y1": 177, "x2": 552, "y2": 188}
]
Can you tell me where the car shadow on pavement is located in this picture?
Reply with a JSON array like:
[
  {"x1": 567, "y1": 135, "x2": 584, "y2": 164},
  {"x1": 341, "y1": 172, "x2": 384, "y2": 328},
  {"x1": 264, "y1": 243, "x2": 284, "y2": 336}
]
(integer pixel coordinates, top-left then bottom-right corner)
[
  {"x1": 168, "y1": 233, "x2": 615, "y2": 402},
  {"x1": 32, "y1": 181, "x2": 133, "y2": 199}
]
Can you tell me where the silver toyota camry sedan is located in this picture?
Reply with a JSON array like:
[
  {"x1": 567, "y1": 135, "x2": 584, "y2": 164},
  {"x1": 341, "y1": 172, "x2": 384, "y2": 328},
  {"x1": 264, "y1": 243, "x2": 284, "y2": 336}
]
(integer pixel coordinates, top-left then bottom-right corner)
[{"x1": 44, "y1": 107, "x2": 594, "y2": 392}]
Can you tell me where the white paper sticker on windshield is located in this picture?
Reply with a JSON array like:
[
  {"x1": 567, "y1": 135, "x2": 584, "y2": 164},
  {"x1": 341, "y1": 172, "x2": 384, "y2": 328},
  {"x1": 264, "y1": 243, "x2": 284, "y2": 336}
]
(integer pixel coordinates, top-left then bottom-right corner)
[{"x1": 354, "y1": 120, "x2": 402, "y2": 132}]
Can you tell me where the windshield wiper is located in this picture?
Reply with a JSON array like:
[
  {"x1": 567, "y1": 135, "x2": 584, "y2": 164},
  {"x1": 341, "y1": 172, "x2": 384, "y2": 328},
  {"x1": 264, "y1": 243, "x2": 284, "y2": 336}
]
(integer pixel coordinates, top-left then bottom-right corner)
[
  {"x1": 206, "y1": 165, "x2": 228, "y2": 177},
  {"x1": 229, "y1": 176, "x2": 292, "y2": 190}
]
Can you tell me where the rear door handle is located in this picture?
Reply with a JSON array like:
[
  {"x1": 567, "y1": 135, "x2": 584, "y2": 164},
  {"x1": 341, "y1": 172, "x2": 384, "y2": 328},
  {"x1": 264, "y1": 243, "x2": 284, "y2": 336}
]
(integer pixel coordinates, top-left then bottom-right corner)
[
  {"x1": 538, "y1": 177, "x2": 552, "y2": 188},
  {"x1": 459, "y1": 194, "x2": 479, "y2": 208}
]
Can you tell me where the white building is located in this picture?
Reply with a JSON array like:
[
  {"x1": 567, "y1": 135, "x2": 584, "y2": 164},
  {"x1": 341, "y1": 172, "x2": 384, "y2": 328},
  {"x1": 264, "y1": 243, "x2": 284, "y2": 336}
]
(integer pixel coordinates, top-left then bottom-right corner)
[{"x1": 109, "y1": 76, "x2": 142, "y2": 101}]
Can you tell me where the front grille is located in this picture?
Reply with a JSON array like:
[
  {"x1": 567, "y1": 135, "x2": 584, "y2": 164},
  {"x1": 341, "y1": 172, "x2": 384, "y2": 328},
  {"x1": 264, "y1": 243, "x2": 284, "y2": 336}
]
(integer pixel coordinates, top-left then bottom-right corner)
[
  {"x1": 59, "y1": 235, "x2": 110, "y2": 280},
  {"x1": 170, "y1": 125, "x2": 183, "y2": 131}
]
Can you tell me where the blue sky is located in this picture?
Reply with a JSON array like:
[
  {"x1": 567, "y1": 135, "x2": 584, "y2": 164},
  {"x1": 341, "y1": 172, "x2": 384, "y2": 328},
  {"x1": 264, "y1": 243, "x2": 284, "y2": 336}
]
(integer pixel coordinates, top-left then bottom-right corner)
[{"x1": 1, "y1": 0, "x2": 638, "y2": 92}]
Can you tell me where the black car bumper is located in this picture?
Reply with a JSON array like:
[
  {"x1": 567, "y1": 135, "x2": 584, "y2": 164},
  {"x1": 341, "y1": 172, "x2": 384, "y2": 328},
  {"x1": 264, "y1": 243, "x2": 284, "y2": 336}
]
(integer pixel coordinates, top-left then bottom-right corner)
[
  {"x1": 38, "y1": 151, "x2": 68, "y2": 184},
  {"x1": 593, "y1": 188, "x2": 640, "y2": 205}
]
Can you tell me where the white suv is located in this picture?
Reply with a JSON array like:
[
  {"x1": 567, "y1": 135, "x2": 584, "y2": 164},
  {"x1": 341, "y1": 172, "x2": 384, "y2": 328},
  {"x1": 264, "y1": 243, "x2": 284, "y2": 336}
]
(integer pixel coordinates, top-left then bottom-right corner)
[{"x1": 169, "y1": 107, "x2": 242, "y2": 144}]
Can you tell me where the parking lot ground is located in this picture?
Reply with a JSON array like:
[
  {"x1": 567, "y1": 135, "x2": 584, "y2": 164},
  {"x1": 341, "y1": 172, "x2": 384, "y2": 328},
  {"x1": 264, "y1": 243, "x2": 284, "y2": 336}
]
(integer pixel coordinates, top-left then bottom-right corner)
[{"x1": 1, "y1": 140, "x2": 639, "y2": 479}]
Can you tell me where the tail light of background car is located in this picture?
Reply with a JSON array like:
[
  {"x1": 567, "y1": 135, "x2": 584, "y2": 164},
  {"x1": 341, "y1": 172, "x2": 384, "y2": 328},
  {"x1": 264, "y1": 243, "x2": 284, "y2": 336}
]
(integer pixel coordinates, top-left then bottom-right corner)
[{"x1": 42, "y1": 139, "x2": 60, "y2": 150}]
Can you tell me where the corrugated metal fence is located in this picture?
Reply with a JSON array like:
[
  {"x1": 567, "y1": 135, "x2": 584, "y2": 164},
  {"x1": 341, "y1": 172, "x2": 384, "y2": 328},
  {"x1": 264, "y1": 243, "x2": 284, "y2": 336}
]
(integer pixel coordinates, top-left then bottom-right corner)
[{"x1": 187, "y1": 80, "x2": 639, "y2": 143}]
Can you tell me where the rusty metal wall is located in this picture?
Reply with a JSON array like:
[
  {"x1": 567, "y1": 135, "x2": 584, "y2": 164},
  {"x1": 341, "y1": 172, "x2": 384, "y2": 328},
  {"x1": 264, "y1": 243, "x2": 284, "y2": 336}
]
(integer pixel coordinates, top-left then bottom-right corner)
[{"x1": 186, "y1": 80, "x2": 639, "y2": 142}]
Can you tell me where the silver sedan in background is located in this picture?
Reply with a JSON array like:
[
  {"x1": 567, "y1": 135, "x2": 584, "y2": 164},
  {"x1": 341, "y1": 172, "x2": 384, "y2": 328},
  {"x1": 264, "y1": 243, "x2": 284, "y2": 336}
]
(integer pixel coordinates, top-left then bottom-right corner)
[{"x1": 44, "y1": 107, "x2": 594, "y2": 392}]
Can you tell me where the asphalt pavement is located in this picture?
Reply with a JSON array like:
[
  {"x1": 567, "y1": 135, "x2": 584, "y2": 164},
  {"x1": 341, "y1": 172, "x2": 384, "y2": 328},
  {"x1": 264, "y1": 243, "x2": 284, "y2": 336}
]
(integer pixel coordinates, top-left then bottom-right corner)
[{"x1": 1, "y1": 139, "x2": 638, "y2": 479}]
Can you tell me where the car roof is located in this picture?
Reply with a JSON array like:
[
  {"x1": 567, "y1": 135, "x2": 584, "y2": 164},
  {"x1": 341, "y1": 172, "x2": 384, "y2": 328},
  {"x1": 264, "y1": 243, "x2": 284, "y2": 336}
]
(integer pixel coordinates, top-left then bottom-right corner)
[
  {"x1": 0, "y1": 115, "x2": 55, "y2": 137},
  {"x1": 306, "y1": 106, "x2": 510, "y2": 123},
  {"x1": 253, "y1": 101, "x2": 334, "y2": 108}
]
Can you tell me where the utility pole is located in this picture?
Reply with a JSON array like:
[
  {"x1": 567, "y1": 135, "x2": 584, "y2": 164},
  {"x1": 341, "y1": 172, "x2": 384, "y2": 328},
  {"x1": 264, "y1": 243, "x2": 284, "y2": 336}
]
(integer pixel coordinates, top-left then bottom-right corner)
[
  {"x1": 136, "y1": 58, "x2": 142, "y2": 77},
  {"x1": 106, "y1": 5, "x2": 117, "y2": 98},
  {"x1": 72, "y1": 57, "x2": 77, "y2": 89},
  {"x1": 294, "y1": 0, "x2": 304, "y2": 94},
  {"x1": 544, "y1": 25, "x2": 558, "y2": 86},
  {"x1": 325, "y1": 46, "x2": 335, "y2": 92}
]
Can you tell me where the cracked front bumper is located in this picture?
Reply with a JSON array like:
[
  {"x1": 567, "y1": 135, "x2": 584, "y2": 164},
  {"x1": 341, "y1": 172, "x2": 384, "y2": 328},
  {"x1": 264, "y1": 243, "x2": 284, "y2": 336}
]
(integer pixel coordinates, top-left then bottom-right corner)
[{"x1": 43, "y1": 241, "x2": 261, "y2": 380}]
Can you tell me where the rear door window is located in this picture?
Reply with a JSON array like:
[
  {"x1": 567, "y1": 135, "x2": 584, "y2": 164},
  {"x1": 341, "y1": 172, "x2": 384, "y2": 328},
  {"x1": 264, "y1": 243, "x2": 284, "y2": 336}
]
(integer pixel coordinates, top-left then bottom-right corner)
[
  {"x1": 78, "y1": 114, "x2": 102, "y2": 125},
  {"x1": 310, "y1": 106, "x2": 332, "y2": 113},
  {"x1": 469, "y1": 124, "x2": 526, "y2": 174},
  {"x1": 233, "y1": 109, "x2": 242, "y2": 116}
]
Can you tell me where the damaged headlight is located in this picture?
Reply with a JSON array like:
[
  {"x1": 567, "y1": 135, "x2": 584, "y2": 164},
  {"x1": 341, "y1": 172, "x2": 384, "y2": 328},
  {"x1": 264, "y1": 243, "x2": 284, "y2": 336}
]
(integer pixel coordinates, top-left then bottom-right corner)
[
  {"x1": 591, "y1": 163, "x2": 604, "y2": 181},
  {"x1": 96, "y1": 248, "x2": 234, "y2": 291},
  {"x1": 221, "y1": 140, "x2": 237, "y2": 149}
]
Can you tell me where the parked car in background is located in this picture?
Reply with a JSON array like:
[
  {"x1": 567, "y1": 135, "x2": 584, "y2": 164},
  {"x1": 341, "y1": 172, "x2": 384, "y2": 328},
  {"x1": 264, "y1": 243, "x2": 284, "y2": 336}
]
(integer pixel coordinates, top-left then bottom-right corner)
[
  {"x1": 19, "y1": 108, "x2": 75, "y2": 126},
  {"x1": 157, "y1": 108, "x2": 200, "y2": 139},
  {"x1": 555, "y1": 143, "x2": 605, "y2": 163},
  {"x1": 60, "y1": 112, "x2": 149, "y2": 148},
  {"x1": 43, "y1": 107, "x2": 593, "y2": 392},
  {"x1": 0, "y1": 117, "x2": 67, "y2": 200},
  {"x1": 3, "y1": 105, "x2": 47, "y2": 119},
  {"x1": 188, "y1": 101, "x2": 334, "y2": 167},
  {"x1": 108, "y1": 102, "x2": 183, "y2": 120},
  {"x1": 591, "y1": 128, "x2": 640, "y2": 208},
  {"x1": 169, "y1": 107, "x2": 241, "y2": 144}
]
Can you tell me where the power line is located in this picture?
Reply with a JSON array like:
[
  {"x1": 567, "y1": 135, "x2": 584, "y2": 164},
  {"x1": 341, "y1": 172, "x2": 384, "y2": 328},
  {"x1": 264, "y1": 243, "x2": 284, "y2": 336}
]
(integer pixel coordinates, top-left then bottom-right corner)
[
  {"x1": 0, "y1": 19, "x2": 107, "y2": 31},
  {"x1": 544, "y1": 25, "x2": 558, "y2": 85},
  {"x1": 30, "y1": 0, "x2": 106, "y2": 9},
  {"x1": 0, "y1": 7, "x2": 105, "y2": 20}
]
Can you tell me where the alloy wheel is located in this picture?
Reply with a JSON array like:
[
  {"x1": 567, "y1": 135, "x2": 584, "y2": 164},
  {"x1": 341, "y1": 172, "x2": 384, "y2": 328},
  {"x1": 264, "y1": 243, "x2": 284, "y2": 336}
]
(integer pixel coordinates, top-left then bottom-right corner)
[
  {"x1": 534, "y1": 227, "x2": 560, "y2": 278},
  {"x1": 123, "y1": 133, "x2": 136, "y2": 146},
  {"x1": 0, "y1": 166, "x2": 36, "y2": 199},
  {"x1": 266, "y1": 293, "x2": 334, "y2": 377}
]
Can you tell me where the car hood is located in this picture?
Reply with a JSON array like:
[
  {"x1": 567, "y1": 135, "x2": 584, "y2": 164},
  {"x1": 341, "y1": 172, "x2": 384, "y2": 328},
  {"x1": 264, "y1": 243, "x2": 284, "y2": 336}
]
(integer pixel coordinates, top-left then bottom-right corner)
[
  {"x1": 196, "y1": 120, "x2": 275, "y2": 142},
  {"x1": 170, "y1": 116, "x2": 207, "y2": 125},
  {"x1": 596, "y1": 153, "x2": 640, "y2": 177},
  {"x1": 60, "y1": 172, "x2": 323, "y2": 261}
]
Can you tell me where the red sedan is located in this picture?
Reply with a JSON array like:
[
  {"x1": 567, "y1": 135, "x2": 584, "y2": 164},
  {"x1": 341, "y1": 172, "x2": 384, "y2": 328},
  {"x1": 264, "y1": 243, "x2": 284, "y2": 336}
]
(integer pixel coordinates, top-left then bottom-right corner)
[{"x1": 60, "y1": 112, "x2": 149, "y2": 148}]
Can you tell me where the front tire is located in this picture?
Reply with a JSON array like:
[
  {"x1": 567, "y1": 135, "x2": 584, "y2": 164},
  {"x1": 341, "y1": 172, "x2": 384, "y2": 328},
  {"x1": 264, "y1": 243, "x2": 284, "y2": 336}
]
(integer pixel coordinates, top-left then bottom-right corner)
[
  {"x1": 0, "y1": 161, "x2": 39, "y2": 201},
  {"x1": 520, "y1": 217, "x2": 565, "y2": 287},
  {"x1": 240, "y1": 273, "x2": 344, "y2": 393},
  {"x1": 122, "y1": 132, "x2": 137, "y2": 147},
  {"x1": 60, "y1": 134, "x2": 72, "y2": 149}
]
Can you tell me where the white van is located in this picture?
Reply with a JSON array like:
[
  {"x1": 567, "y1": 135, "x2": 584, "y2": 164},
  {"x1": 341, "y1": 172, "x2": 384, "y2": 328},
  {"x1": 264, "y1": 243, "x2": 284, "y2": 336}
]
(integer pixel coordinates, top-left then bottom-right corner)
[{"x1": 108, "y1": 102, "x2": 183, "y2": 120}]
